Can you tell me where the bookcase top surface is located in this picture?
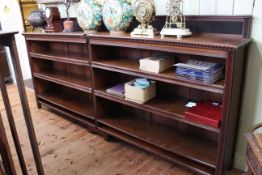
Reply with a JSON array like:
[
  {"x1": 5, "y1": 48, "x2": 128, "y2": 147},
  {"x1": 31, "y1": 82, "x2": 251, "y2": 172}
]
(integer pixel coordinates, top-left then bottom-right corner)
[
  {"x1": 88, "y1": 32, "x2": 252, "y2": 51},
  {"x1": 23, "y1": 32, "x2": 87, "y2": 43},
  {"x1": 23, "y1": 32, "x2": 85, "y2": 37},
  {"x1": 23, "y1": 31, "x2": 252, "y2": 51}
]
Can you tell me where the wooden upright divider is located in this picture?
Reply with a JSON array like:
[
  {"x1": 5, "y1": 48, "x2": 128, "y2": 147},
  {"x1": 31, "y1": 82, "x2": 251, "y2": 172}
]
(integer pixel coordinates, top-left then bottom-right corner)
[{"x1": 24, "y1": 16, "x2": 252, "y2": 175}]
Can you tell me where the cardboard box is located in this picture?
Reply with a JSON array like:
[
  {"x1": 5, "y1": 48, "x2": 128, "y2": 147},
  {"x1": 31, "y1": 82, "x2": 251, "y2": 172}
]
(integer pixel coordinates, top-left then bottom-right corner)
[
  {"x1": 139, "y1": 57, "x2": 174, "y2": 73},
  {"x1": 125, "y1": 80, "x2": 156, "y2": 104}
]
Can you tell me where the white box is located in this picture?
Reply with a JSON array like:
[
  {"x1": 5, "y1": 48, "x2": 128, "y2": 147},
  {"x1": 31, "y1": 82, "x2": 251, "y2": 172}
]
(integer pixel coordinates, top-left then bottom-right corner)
[
  {"x1": 139, "y1": 57, "x2": 174, "y2": 73},
  {"x1": 125, "y1": 80, "x2": 156, "y2": 104}
]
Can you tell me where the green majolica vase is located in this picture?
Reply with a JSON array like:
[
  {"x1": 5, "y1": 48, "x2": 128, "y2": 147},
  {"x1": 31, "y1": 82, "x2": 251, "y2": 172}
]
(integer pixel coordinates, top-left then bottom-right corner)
[
  {"x1": 77, "y1": 0, "x2": 102, "y2": 32},
  {"x1": 102, "y1": 0, "x2": 133, "y2": 34}
]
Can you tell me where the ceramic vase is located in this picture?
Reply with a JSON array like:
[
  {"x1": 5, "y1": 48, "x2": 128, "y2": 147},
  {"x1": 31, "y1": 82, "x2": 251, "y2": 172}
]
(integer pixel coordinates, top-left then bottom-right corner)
[
  {"x1": 102, "y1": 0, "x2": 133, "y2": 34},
  {"x1": 77, "y1": 0, "x2": 102, "y2": 33}
]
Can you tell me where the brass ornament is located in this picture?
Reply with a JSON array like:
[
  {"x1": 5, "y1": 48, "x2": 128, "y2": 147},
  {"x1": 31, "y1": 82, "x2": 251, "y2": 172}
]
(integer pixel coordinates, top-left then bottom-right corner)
[
  {"x1": 134, "y1": 0, "x2": 155, "y2": 26},
  {"x1": 131, "y1": 0, "x2": 158, "y2": 38},
  {"x1": 160, "y1": 0, "x2": 192, "y2": 38}
]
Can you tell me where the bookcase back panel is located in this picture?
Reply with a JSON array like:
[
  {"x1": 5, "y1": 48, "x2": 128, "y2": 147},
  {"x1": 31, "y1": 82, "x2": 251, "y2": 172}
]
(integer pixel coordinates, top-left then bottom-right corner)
[
  {"x1": 32, "y1": 59, "x2": 90, "y2": 76},
  {"x1": 157, "y1": 82, "x2": 223, "y2": 103},
  {"x1": 30, "y1": 41, "x2": 49, "y2": 53},
  {"x1": 31, "y1": 58, "x2": 50, "y2": 72},
  {"x1": 29, "y1": 41, "x2": 89, "y2": 61},
  {"x1": 53, "y1": 62, "x2": 90, "y2": 77},
  {"x1": 49, "y1": 42, "x2": 88, "y2": 58},
  {"x1": 49, "y1": 42, "x2": 68, "y2": 54},
  {"x1": 93, "y1": 68, "x2": 134, "y2": 89},
  {"x1": 67, "y1": 42, "x2": 88, "y2": 57},
  {"x1": 92, "y1": 45, "x2": 176, "y2": 61},
  {"x1": 35, "y1": 78, "x2": 92, "y2": 101},
  {"x1": 151, "y1": 114, "x2": 219, "y2": 142},
  {"x1": 91, "y1": 43, "x2": 229, "y2": 59},
  {"x1": 91, "y1": 45, "x2": 227, "y2": 63}
]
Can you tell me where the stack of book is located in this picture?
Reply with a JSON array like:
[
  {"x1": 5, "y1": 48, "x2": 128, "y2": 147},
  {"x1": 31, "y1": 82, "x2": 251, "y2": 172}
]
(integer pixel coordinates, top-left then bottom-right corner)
[
  {"x1": 174, "y1": 60, "x2": 224, "y2": 84},
  {"x1": 139, "y1": 56, "x2": 174, "y2": 73},
  {"x1": 185, "y1": 101, "x2": 222, "y2": 128},
  {"x1": 106, "y1": 83, "x2": 125, "y2": 97}
]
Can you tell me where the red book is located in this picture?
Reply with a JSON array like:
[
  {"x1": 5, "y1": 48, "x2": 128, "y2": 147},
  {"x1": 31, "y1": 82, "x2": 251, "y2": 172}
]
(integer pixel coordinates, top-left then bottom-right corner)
[{"x1": 185, "y1": 102, "x2": 222, "y2": 128}]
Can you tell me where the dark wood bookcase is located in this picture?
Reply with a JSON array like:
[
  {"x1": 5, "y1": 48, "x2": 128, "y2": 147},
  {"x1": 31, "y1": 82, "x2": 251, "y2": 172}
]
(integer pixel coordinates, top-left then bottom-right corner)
[
  {"x1": 25, "y1": 33, "x2": 95, "y2": 129},
  {"x1": 24, "y1": 16, "x2": 252, "y2": 175}
]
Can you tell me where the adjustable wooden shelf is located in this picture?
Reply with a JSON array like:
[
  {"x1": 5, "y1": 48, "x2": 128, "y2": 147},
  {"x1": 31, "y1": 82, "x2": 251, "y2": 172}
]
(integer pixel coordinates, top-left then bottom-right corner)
[{"x1": 24, "y1": 16, "x2": 252, "y2": 175}]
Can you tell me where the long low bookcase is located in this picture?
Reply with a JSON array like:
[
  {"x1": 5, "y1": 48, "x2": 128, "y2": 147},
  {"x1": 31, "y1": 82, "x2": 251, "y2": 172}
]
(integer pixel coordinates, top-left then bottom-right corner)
[{"x1": 24, "y1": 16, "x2": 252, "y2": 175}]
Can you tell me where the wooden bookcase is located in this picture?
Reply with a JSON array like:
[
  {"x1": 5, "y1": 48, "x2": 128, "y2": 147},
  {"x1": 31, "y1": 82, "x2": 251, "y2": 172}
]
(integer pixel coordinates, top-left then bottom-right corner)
[
  {"x1": 24, "y1": 16, "x2": 252, "y2": 175},
  {"x1": 25, "y1": 33, "x2": 96, "y2": 129}
]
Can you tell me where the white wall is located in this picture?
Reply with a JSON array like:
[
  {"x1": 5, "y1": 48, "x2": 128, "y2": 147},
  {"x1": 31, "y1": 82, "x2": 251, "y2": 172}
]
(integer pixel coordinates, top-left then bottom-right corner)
[
  {"x1": 234, "y1": 0, "x2": 262, "y2": 170},
  {"x1": 0, "y1": 0, "x2": 32, "y2": 81},
  {"x1": 1, "y1": 0, "x2": 261, "y2": 171}
]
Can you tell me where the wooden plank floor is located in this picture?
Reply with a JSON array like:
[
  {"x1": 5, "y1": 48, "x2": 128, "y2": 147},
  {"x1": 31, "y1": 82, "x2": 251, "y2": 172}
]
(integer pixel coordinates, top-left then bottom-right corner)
[{"x1": 0, "y1": 85, "x2": 243, "y2": 175}]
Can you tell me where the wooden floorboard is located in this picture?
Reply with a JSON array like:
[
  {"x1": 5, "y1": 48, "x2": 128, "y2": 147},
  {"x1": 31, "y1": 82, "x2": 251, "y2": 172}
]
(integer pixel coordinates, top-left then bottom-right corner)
[{"x1": 0, "y1": 85, "x2": 243, "y2": 175}]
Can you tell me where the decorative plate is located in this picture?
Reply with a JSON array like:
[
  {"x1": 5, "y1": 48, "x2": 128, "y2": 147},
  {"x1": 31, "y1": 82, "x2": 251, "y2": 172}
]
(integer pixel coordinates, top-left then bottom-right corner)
[
  {"x1": 102, "y1": 0, "x2": 133, "y2": 33},
  {"x1": 77, "y1": 0, "x2": 102, "y2": 31}
]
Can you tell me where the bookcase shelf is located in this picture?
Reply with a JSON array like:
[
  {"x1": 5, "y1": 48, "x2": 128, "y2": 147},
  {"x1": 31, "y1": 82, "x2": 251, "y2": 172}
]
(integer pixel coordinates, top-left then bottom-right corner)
[
  {"x1": 38, "y1": 100, "x2": 96, "y2": 129},
  {"x1": 30, "y1": 52, "x2": 89, "y2": 66},
  {"x1": 34, "y1": 78, "x2": 94, "y2": 120},
  {"x1": 38, "y1": 91, "x2": 94, "y2": 119},
  {"x1": 24, "y1": 16, "x2": 252, "y2": 175},
  {"x1": 92, "y1": 59, "x2": 224, "y2": 94},
  {"x1": 98, "y1": 116, "x2": 218, "y2": 168},
  {"x1": 95, "y1": 89, "x2": 220, "y2": 133},
  {"x1": 99, "y1": 126, "x2": 215, "y2": 175},
  {"x1": 33, "y1": 71, "x2": 92, "y2": 93}
]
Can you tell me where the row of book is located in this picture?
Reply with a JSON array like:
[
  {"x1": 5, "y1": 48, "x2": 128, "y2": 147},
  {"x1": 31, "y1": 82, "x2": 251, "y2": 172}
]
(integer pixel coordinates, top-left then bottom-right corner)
[{"x1": 174, "y1": 60, "x2": 224, "y2": 84}]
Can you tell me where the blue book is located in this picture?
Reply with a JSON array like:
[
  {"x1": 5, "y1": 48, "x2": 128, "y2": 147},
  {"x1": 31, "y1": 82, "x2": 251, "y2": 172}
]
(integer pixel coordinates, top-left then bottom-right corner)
[{"x1": 174, "y1": 60, "x2": 224, "y2": 84}]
